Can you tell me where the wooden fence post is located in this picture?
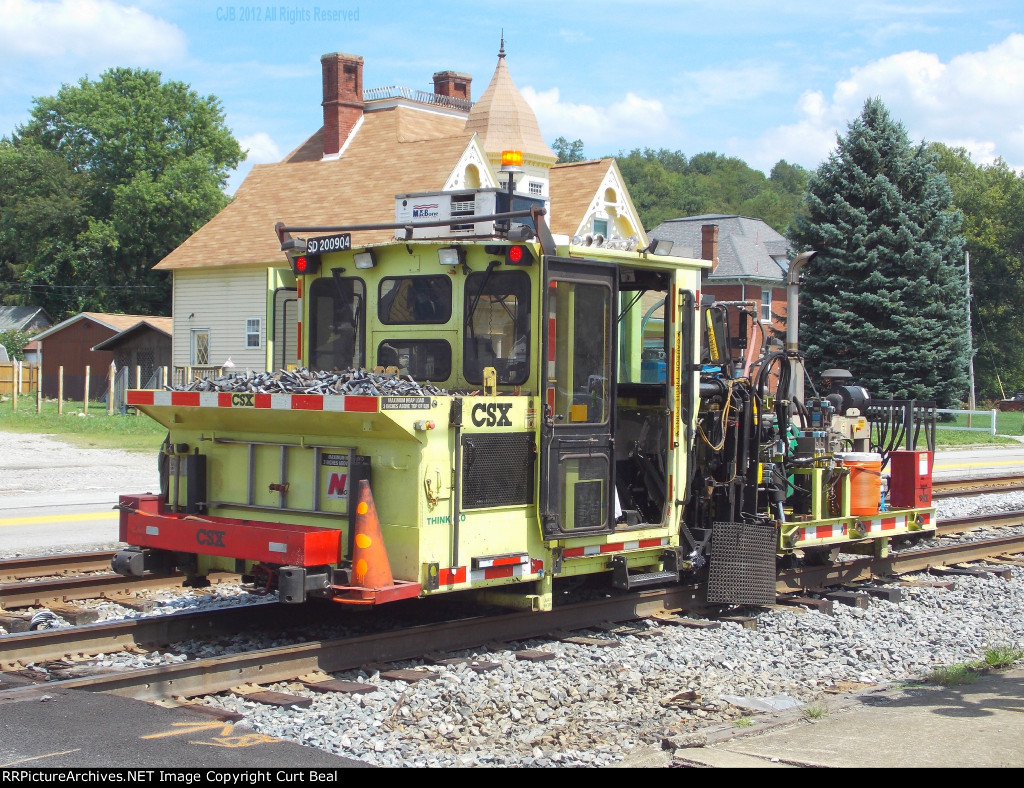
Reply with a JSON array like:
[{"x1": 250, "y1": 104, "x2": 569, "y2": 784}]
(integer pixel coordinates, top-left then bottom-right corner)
[
  {"x1": 83, "y1": 366, "x2": 90, "y2": 414},
  {"x1": 36, "y1": 376, "x2": 41, "y2": 414},
  {"x1": 11, "y1": 360, "x2": 17, "y2": 412},
  {"x1": 58, "y1": 366, "x2": 64, "y2": 415},
  {"x1": 107, "y1": 362, "x2": 116, "y2": 415}
]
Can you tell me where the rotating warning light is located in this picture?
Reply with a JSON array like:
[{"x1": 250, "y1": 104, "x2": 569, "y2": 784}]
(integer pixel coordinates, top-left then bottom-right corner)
[
  {"x1": 505, "y1": 244, "x2": 534, "y2": 266},
  {"x1": 500, "y1": 149, "x2": 523, "y2": 171}
]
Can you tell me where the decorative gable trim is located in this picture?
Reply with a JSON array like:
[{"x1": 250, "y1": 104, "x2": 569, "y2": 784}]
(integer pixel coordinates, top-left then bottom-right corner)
[
  {"x1": 444, "y1": 136, "x2": 499, "y2": 191},
  {"x1": 575, "y1": 164, "x2": 647, "y2": 246}
]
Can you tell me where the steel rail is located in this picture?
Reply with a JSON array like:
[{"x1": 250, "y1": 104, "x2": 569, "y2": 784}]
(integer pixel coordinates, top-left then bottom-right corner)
[
  {"x1": 0, "y1": 571, "x2": 238, "y2": 610},
  {"x1": 0, "y1": 551, "x2": 119, "y2": 583},
  {"x1": 938, "y1": 510, "x2": 1024, "y2": 535},
  {"x1": 777, "y1": 532, "x2": 1024, "y2": 591},
  {"x1": 5, "y1": 587, "x2": 704, "y2": 700},
  {"x1": 0, "y1": 599, "x2": 322, "y2": 667},
  {"x1": 933, "y1": 474, "x2": 1024, "y2": 498},
  {"x1": 4, "y1": 527, "x2": 1023, "y2": 695},
  {"x1": 14, "y1": 530, "x2": 1024, "y2": 701}
]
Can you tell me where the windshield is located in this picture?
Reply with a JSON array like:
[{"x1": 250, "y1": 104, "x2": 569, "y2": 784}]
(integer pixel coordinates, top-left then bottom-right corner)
[{"x1": 308, "y1": 276, "x2": 365, "y2": 371}]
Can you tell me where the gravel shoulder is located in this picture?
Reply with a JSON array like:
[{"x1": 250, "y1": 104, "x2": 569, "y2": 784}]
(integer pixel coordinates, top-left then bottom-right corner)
[{"x1": 0, "y1": 432, "x2": 160, "y2": 500}]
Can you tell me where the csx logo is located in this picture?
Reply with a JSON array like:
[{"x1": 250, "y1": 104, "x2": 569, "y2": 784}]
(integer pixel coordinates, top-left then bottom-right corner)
[
  {"x1": 471, "y1": 403, "x2": 512, "y2": 427},
  {"x1": 196, "y1": 529, "x2": 226, "y2": 548},
  {"x1": 231, "y1": 393, "x2": 254, "y2": 407}
]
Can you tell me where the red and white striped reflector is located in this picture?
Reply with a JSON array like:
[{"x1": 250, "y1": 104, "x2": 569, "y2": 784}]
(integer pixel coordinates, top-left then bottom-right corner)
[
  {"x1": 126, "y1": 390, "x2": 379, "y2": 413},
  {"x1": 438, "y1": 557, "x2": 544, "y2": 587},
  {"x1": 562, "y1": 537, "x2": 668, "y2": 559},
  {"x1": 472, "y1": 553, "x2": 529, "y2": 570}
]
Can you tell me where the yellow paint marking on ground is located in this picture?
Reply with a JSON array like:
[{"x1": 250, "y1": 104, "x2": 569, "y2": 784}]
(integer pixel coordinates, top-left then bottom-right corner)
[
  {"x1": 1, "y1": 748, "x2": 82, "y2": 767},
  {"x1": 192, "y1": 733, "x2": 280, "y2": 748},
  {"x1": 0, "y1": 512, "x2": 116, "y2": 527},
  {"x1": 141, "y1": 721, "x2": 236, "y2": 739},
  {"x1": 934, "y1": 459, "x2": 1024, "y2": 470}
]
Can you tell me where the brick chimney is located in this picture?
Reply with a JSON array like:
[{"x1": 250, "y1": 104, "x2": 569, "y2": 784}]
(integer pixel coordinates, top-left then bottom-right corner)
[
  {"x1": 701, "y1": 224, "x2": 719, "y2": 272},
  {"x1": 321, "y1": 53, "x2": 364, "y2": 157},
  {"x1": 432, "y1": 70, "x2": 472, "y2": 101}
]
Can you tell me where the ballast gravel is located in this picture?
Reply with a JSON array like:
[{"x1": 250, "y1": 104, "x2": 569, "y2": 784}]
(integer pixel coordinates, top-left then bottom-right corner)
[{"x1": 2, "y1": 435, "x2": 1024, "y2": 766}]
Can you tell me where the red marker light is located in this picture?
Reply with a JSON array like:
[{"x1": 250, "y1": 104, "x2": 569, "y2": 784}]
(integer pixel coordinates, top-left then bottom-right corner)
[
  {"x1": 505, "y1": 245, "x2": 533, "y2": 265},
  {"x1": 289, "y1": 253, "x2": 320, "y2": 276}
]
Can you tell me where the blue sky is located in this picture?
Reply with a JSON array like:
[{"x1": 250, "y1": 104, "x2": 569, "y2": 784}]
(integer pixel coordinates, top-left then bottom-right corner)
[{"x1": 2, "y1": 0, "x2": 1023, "y2": 194}]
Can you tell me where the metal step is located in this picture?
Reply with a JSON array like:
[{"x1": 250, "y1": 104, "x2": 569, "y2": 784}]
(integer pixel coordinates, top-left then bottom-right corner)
[{"x1": 610, "y1": 555, "x2": 678, "y2": 590}]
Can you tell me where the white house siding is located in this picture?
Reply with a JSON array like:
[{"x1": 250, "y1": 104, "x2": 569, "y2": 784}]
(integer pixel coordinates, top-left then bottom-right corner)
[{"x1": 172, "y1": 266, "x2": 271, "y2": 373}]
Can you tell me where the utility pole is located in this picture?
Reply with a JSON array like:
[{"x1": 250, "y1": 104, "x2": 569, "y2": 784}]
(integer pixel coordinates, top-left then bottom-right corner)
[{"x1": 966, "y1": 250, "x2": 977, "y2": 418}]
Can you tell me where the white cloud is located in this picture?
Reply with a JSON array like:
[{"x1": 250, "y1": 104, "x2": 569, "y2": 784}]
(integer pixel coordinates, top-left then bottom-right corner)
[
  {"x1": 0, "y1": 0, "x2": 186, "y2": 63},
  {"x1": 521, "y1": 85, "x2": 670, "y2": 153},
  {"x1": 239, "y1": 132, "x2": 283, "y2": 164},
  {"x1": 742, "y1": 33, "x2": 1024, "y2": 172},
  {"x1": 672, "y1": 63, "x2": 785, "y2": 112}
]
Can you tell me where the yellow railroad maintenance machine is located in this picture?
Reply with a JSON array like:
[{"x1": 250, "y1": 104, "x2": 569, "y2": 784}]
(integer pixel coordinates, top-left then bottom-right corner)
[{"x1": 114, "y1": 184, "x2": 938, "y2": 611}]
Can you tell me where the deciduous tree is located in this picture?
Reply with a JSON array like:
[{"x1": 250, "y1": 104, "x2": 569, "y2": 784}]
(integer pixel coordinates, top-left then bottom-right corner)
[{"x1": 0, "y1": 68, "x2": 243, "y2": 319}]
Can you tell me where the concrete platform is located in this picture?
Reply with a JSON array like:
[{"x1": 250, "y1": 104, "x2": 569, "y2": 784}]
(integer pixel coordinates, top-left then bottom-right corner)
[
  {"x1": 626, "y1": 665, "x2": 1024, "y2": 768},
  {"x1": 0, "y1": 684, "x2": 369, "y2": 769}
]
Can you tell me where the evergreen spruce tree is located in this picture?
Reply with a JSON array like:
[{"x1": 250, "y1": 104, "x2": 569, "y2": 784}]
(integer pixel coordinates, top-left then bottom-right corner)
[{"x1": 788, "y1": 98, "x2": 970, "y2": 406}]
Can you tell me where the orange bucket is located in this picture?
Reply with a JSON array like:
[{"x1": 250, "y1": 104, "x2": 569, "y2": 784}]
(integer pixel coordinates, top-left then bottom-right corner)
[{"x1": 838, "y1": 452, "x2": 883, "y2": 516}]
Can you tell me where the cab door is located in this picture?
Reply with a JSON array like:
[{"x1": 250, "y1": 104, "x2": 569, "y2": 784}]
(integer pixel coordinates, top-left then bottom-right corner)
[{"x1": 540, "y1": 258, "x2": 617, "y2": 538}]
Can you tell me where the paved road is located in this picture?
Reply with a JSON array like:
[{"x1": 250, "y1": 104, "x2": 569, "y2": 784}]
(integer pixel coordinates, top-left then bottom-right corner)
[{"x1": 0, "y1": 433, "x2": 158, "y2": 555}]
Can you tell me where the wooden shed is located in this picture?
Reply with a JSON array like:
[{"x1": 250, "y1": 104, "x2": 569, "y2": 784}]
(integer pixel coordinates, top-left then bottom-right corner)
[
  {"x1": 91, "y1": 317, "x2": 172, "y2": 388},
  {"x1": 32, "y1": 313, "x2": 160, "y2": 400}
]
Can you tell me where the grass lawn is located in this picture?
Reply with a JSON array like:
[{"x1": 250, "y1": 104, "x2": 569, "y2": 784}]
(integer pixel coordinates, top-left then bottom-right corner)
[
  {"x1": 1, "y1": 395, "x2": 1021, "y2": 453},
  {"x1": 0, "y1": 397, "x2": 166, "y2": 453}
]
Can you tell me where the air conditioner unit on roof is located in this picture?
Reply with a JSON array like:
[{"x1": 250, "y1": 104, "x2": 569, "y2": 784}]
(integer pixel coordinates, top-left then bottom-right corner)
[{"x1": 394, "y1": 188, "x2": 545, "y2": 240}]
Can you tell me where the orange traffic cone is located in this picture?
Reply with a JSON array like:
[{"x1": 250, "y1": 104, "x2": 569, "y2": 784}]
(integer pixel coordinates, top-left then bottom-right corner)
[{"x1": 351, "y1": 480, "x2": 394, "y2": 590}]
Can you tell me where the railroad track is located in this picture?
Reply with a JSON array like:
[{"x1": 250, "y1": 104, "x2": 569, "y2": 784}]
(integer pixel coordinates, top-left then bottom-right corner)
[
  {"x1": 933, "y1": 473, "x2": 1024, "y2": 498},
  {"x1": 0, "y1": 550, "x2": 119, "y2": 582},
  {"x1": 3, "y1": 527, "x2": 1022, "y2": 703},
  {"x1": 3, "y1": 501, "x2": 1019, "y2": 612},
  {"x1": 0, "y1": 569, "x2": 240, "y2": 611}
]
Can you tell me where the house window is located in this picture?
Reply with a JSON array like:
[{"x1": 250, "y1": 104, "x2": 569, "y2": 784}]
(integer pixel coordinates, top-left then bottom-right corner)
[
  {"x1": 593, "y1": 218, "x2": 608, "y2": 236},
  {"x1": 528, "y1": 180, "x2": 542, "y2": 196},
  {"x1": 761, "y1": 289, "x2": 772, "y2": 322},
  {"x1": 246, "y1": 318, "x2": 262, "y2": 348},
  {"x1": 190, "y1": 329, "x2": 210, "y2": 365}
]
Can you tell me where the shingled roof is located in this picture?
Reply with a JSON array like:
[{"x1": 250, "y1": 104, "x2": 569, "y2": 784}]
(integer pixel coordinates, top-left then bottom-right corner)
[
  {"x1": 465, "y1": 47, "x2": 556, "y2": 165},
  {"x1": 548, "y1": 158, "x2": 645, "y2": 241},
  {"x1": 648, "y1": 214, "x2": 791, "y2": 282},
  {"x1": 548, "y1": 160, "x2": 613, "y2": 237},
  {"x1": 156, "y1": 107, "x2": 474, "y2": 270},
  {"x1": 32, "y1": 312, "x2": 160, "y2": 342}
]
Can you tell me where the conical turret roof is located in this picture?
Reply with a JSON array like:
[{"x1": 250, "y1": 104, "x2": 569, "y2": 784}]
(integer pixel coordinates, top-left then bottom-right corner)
[{"x1": 465, "y1": 42, "x2": 556, "y2": 163}]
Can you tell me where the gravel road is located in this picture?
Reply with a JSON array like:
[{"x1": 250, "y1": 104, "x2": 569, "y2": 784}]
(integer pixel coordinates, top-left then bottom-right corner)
[{"x1": 0, "y1": 432, "x2": 159, "y2": 499}]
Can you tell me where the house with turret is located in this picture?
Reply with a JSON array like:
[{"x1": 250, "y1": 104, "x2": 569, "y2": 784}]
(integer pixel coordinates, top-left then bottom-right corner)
[{"x1": 155, "y1": 43, "x2": 647, "y2": 376}]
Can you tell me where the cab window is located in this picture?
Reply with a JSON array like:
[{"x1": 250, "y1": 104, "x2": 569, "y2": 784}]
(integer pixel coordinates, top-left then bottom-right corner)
[
  {"x1": 463, "y1": 270, "x2": 530, "y2": 385},
  {"x1": 376, "y1": 339, "x2": 451, "y2": 381},
  {"x1": 379, "y1": 276, "x2": 452, "y2": 324},
  {"x1": 308, "y1": 276, "x2": 365, "y2": 371}
]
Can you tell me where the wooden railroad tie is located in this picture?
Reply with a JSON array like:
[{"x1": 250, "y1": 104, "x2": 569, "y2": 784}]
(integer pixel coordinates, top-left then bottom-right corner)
[
  {"x1": 646, "y1": 610, "x2": 722, "y2": 628},
  {"x1": 929, "y1": 565, "x2": 1013, "y2": 581},
  {"x1": 774, "y1": 596, "x2": 835, "y2": 615},
  {"x1": 515, "y1": 649, "x2": 556, "y2": 662}
]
